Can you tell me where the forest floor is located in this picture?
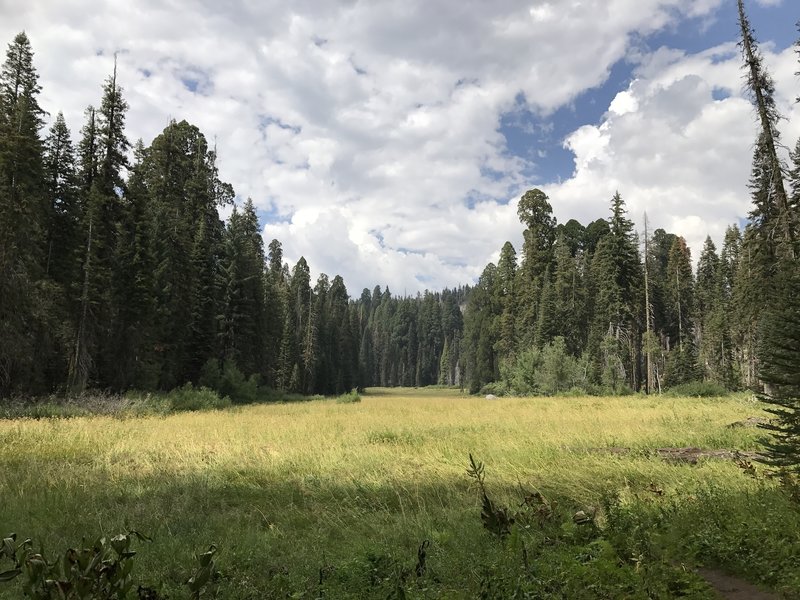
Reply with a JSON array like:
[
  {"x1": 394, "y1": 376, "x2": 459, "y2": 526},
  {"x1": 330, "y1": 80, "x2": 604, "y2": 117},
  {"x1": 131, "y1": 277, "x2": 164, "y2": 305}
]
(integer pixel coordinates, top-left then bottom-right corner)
[{"x1": 1, "y1": 388, "x2": 798, "y2": 598}]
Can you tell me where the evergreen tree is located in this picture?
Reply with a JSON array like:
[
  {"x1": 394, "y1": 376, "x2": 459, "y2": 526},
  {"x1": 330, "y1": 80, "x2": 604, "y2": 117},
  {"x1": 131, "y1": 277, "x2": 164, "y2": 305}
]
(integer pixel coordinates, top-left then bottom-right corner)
[
  {"x1": 464, "y1": 263, "x2": 499, "y2": 392},
  {"x1": 263, "y1": 239, "x2": 286, "y2": 387},
  {"x1": 143, "y1": 120, "x2": 231, "y2": 387},
  {"x1": 551, "y1": 234, "x2": 587, "y2": 355},
  {"x1": 42, "y1": 112, "x2": 79, "y2": 283},
  {"x1": 587, "y1": 192, "x2": 643, "y2": 390},
  {"x1": 494, "y1": 241, "x2": 517, "y2": 358},
  {"x1": 220, "y1": 200, "x2": 267, "y2": 378},
  {"x1": 69, "y1": 62, "x2": 131, "y2": 390},
  {"x1": 737, "y1": 0, "x2": 795, "y2": 256},
  {"x1": 695, "y1": 237, "x2": 733, "y2": 386},
  {"x1": 108, "y1": 140, "x2": 156, "y2": 389},
  {"x1": 757, "y1": 269, "x2": 800, "y2": 472},
  {"x1": 664, "y1": 236, "x2": 694, "y2": 352},
  {"x1": 0, "y1": 32, "x2": 47, "y2": 395},
  {"x1": 515, "y1": 189, "x2": 556, "y2": 346}
]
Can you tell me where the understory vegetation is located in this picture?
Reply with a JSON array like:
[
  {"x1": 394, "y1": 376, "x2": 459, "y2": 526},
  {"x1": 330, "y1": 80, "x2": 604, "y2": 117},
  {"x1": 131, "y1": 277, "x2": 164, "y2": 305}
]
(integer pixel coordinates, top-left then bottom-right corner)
[{"x1": 1, "y1": 388, "x2": 798, "y2": 599}]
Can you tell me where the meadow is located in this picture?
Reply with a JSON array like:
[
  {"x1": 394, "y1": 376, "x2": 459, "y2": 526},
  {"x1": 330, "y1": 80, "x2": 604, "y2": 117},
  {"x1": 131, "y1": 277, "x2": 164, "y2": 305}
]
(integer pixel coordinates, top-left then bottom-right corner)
[{"x1": 1, "y1": 388, "x2": 798, "y2": 598}]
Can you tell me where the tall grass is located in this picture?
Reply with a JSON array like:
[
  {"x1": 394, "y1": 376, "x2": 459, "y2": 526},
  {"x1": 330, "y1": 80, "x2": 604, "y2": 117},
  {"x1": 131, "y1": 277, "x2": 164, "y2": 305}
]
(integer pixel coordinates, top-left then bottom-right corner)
[{"x1": 0, "y1": 389, "x2": 796, "y2": 598}]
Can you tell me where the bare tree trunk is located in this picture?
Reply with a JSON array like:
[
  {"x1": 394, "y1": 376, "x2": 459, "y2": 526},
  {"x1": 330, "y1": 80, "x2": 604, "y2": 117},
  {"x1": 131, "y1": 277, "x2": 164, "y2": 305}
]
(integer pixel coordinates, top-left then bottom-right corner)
[{"x1": 69, "y1": 216, "x2": 93, "y2": 392}]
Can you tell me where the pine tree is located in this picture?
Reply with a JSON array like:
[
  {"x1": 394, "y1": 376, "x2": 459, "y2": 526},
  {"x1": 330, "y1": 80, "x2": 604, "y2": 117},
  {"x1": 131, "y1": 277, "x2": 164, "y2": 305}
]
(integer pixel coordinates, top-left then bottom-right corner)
[
  {"x1": 109, "y1": 140, "x2": 156, "y2": 389},
  {"x1": 587, "y1": 192, "x2": 643, "y2": 390},
  {"x1": 737, "y1": 0, "x2": 795, "y2": 257},
  {"x1": 263, "y1": 239, "x2": 286, "y2": 387},
  {"x1": 220, "y1": 199, "x2": 267, "y2": 378},
  {"x1": 69, "y1": 62, "x2": 131, "y2": 390},
  {"x1": 0, "y1": 32, "x2": 47, "y2": 395},
  {"x1": 464, "y1": 263, "x2": 499, "y2": 392},
  {"x1": 494, "y1": 241, "x2": 517, "y2": 358},
  {"x1": 142, "y1": 120, "x2": 230, "y2": 388},
  {"x1": 695, "y1": 237, "x2": 733, "y2": 386},
  {"x1": 551, "y1": 233, "x2": 587, "y2": 355},
  {"x1": 515, "y1": 189, "x2": 556, "y2": 346},
  {"x1": 757, "y1": 269, "x2": 800, "y2": 472},
  {"x1": 42, "y1": 112, "x2": 79, "y2": 283},
  {"x1": 664, "y1": 236, "x2": 694, "y2": 352}
]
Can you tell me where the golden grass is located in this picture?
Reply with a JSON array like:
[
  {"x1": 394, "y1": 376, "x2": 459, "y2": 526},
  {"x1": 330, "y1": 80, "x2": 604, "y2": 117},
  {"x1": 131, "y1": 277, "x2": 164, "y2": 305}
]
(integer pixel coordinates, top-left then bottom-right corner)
[{"x1": 0, "y1": 389, "x2": 775, "y2": 597}]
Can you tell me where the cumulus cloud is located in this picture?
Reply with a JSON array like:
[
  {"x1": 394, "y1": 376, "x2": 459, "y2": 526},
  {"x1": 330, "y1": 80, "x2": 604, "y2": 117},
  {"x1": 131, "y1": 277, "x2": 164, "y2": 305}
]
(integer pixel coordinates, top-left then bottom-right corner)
[
  {"x1": 544, "y1": 42, "x2": 800, "y2": 262},
  {"x1": 1, "y1": 0, "x2": 796, "y2": 292}
]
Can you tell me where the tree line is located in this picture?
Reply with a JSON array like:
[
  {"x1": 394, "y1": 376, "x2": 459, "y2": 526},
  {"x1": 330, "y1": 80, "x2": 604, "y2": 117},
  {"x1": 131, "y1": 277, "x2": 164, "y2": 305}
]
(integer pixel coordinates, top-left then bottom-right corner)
[
  {"x1": 0, "y1": 31, "x2": 472, "y2": 398},
  {"x1": 463, "y1": 2, "x2": 799, "y2": 403},
  {"x1": 0, "y1": 0, "x2": 798, "y2": 442}
]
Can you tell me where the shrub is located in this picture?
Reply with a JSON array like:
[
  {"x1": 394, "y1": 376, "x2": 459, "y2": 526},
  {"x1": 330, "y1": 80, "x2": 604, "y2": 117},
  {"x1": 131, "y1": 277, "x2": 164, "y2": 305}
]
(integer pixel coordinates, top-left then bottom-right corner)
[
  {"x1": 498, "y1": 338, "x2": 586, "y2": 396},
  {"x1": 479, "y1": 381, "x2": 508, "y2": 396},
  {"x1": 667, "y1": 380, "x2": 729, "y2": 398},
  {"x1": 336, "y1": 389, "x2": 361, "y2": 404},
  {"x1": 198, "y1": 358, "x2": 222, "y2": 391},
  {"x1": 217, "y1": 360, "x2": 260, "y2": 404},
  {"x1": 166, "y1": 384, "x2": 231, "y2": 412}
]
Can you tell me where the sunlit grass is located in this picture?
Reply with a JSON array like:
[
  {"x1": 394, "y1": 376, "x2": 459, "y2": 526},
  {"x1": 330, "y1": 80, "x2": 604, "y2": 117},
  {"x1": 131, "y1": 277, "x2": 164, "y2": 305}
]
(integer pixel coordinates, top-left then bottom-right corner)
[{"x1": 1, "y1": 388, "x2": 794, "y2": 598}]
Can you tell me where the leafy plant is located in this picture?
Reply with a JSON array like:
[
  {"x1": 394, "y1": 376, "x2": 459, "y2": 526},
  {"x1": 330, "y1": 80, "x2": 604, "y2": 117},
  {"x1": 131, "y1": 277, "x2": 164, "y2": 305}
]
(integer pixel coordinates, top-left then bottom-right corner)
[
  {"x1": 166, "y1": 383, "x2": 231, "y2": 412},
  {"x1": 466, "y1": 454, "x2": 514, "y2": 538},
  {"x1": 335, "y1": 389, "x2": 361, "y2": 404},
  {"x1": 1, "y1": 533, "x2": 222, "y2": 599},
  {"x1": 187, "y1": 545, "x2": 218, "y2": 600},
  {"x1": 0, "y1": 531, "x2": 154, "y2": 599}
]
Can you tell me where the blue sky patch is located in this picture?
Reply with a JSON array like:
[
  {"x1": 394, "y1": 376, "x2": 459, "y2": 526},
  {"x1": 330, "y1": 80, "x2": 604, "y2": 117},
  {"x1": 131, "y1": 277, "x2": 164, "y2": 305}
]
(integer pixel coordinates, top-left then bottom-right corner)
[{"x1": 497, "y1": 1, "x2": 796, "y2": 187}]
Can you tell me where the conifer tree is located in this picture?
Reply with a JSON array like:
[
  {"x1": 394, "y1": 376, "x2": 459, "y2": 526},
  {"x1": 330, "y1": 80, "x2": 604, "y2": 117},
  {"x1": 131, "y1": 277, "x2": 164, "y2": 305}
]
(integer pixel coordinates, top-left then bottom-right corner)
[
  {"x1": 42, "y1": 112, "x2": 79, "y2": 283},
  {"x1": 757, "y1": 270, "x2": 800, "y2": 472},
  {"x1": 737, "y1": 0, "x2": 795, "y2": 257},
  {"x1": 69, "y1": 61, "x2": 131, "y2": 390},
  {"x1": 664, "y1": 236, "x2": 694, "y2": 351},
  {"x1": 220, "y1": 200, "x2": 267, "y2": 378},
  {"x1": 0, "y1": 32, "x2": 47, "y2": 395},
  {"x1": 551, "y1": 234, "x2": 587, "y2": 355},
  {"x1": 587, "y1": 192, "x2": 643, "y2": 390},
  {"x1": 494, "y1": 241, "x2": 517, "y2": 358},
  {"x1": 108, "y1": 141, "x2": 156, "y2": 389},
  {"x1": 695, "y1": 237, "x2": 733, "y2": 386},
  {"x1": 515, "y1": 189, "x2": 556, "y2": 346},
  {"x1": 263, "y1": 239, "x2": 286, "y2": 386}
]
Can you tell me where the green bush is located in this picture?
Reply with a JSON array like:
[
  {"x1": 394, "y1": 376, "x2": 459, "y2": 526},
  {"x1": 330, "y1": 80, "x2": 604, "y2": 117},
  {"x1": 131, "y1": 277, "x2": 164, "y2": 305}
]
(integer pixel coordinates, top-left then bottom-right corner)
[
  {"x1": 479, "y1": 381, "x2": 508, "y2": 396},
  {"x1": 667, "y1": 380, "x2": 730, "y2": 398},
  {"x1": 166, "y1": 384, "x2": 231, "y2": 412},
  {"x1": 336, "y1": 389, "x2": 361, "y2": 404},
  {"x1": 498, "y1": 338, "x2": 587, "y2": 396},
  {"x1": 217, "y1": 360, "x2": 260, "y2": 404},
  {"x1": 198, "y1": 358, "x2": 222, "y2": 391},
  {"x1": 0, "y1": 532, "x2": 219, "y2": 599}
]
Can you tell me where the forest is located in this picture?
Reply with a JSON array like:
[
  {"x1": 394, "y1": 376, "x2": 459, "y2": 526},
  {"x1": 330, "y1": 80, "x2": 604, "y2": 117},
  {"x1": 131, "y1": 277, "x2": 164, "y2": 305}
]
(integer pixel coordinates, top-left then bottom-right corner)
[{"x1": 0, "y1": 0, "x2": 798, "y2": 410}]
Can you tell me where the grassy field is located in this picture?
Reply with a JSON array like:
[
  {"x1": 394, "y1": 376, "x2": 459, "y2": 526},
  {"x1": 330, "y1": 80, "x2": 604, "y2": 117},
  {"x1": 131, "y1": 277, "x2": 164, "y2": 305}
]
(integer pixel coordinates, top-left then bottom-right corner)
[{"x1": 1, "y1": 388, "x2": 798, "y2": 598}]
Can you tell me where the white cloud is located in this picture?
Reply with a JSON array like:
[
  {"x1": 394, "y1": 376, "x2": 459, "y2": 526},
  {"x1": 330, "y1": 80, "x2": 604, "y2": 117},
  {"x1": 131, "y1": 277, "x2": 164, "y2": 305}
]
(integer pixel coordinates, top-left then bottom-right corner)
[
  {"x1": 2, "y1": 0, "x2": 795, "y2": 293},
  {"x1": 544, "y1": 42, "x2": 800, "y2": 262}
]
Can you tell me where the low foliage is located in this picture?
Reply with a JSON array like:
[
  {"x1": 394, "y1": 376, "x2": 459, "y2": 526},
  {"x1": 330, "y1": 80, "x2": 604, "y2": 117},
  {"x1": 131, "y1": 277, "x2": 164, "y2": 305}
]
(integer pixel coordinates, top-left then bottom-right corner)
[
  {"x1": 497, "y1": 337, "x2": 588, "y2": 396},
  {"x1": 335, "y1": 389, "x2": 361, "y2": 404},
  {"x1": 0, "y1": 533, "x2": 220, "y2": 600},
  {"x1": 166, "y1": 384, "x2": 231, "y2": 412},
  {"x1": 666, "y1": 380, "x2": 730, "y2": 398}
]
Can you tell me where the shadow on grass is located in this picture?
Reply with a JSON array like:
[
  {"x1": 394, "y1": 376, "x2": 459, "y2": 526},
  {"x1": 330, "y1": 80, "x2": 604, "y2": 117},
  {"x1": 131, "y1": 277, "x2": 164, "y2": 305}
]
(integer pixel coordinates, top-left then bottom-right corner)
[{"x1": 1, "y1": 464, "x2": 798, "y2": 599}]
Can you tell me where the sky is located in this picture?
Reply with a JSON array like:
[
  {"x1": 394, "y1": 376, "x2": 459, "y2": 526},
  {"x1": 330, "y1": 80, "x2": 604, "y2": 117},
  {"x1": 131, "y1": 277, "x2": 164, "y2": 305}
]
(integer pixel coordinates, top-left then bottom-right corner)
[{"x1": 1, "y1": 0, "x2": 798, "y2": 295}]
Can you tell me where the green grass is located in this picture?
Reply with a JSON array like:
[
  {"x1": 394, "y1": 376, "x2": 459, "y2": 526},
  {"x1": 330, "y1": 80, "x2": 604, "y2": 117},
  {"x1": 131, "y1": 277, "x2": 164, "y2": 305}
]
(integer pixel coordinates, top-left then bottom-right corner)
[{"x1": 1, "y1": 388, "x2": 798, "y2": 598}]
